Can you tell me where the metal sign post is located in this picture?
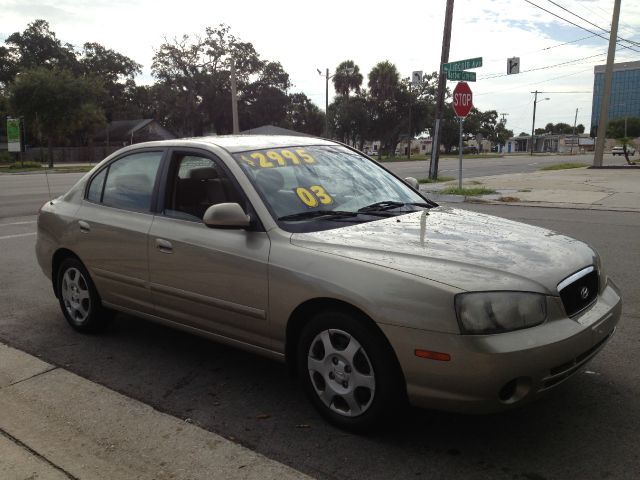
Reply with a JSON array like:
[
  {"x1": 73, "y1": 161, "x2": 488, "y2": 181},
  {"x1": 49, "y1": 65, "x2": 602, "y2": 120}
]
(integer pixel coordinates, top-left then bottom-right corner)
[{"x1": 458, "y1": 117, "x2": 464, "y2": 190}]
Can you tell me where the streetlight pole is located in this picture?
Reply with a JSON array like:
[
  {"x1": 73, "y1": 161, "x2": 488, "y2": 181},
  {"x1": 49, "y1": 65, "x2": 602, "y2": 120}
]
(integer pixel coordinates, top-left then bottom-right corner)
[
  {"x1": 318, "y1": 66, "x2": 355, "y2": 139},
  {"x1": 530, "y1": 91, "x2": 549, "y2": 155}
]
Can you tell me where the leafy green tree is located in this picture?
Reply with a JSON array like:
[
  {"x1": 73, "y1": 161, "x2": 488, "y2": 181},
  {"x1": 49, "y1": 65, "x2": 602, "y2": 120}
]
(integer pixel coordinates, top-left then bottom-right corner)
[
  {"x1": 284, "y1": 93, "x2": 324, "y2": 136},
  {"x1": 79, "y1": 42, "x2": 142, "y2": 121},
  {"x1": 332, "y1": 60, "x2": 363, "y2": 97},
  {"x1": 606, "y1": 117, "x2": 640, "y2": 139},
  {"x1": 1, "y1": 20, "x2": 78, "y2": 84},
  {"x1": 151, "y1": 24, "x2": 265, "y2": 136},
  {"x1": 368, "y1": 61, "x2": 399, "y2": 102},
  {"x1": 9, "y1": 67, "x2": 105, "y2": 166}
]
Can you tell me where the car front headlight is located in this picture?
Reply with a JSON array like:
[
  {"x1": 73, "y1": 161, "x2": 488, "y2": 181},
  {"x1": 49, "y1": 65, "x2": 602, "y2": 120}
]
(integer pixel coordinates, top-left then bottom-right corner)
[{"x1": 455, "y1": 291, "x2": 547, "y2": 334}]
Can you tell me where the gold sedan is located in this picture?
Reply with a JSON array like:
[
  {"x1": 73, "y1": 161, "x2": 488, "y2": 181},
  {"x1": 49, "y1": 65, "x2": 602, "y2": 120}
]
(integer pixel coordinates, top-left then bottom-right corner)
[{"x1": 36, "y1": 136, "x2": 622, "y2": 432}]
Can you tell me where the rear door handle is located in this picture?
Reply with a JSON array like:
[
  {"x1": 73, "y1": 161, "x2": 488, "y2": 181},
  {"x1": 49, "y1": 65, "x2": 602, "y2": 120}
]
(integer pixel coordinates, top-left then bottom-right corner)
[
  {"x1": 78, "y1": 220, "x2": 91, "y2": 233},
  {"x1": 155, "y1": 238, "x2": 173, "y2": 254}
]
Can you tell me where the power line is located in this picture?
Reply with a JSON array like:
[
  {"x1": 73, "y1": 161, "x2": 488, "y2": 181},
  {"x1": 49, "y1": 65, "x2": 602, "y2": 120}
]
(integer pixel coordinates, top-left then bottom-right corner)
[
  {"x1": 523, "y1": 0, "x2": 640, "y2": 53},
  {"x1": 546, "y1": 0, "x2": 640, "y2": 48},
  {"x1": 479, "y1": 52, "x2": 607, "y2": 80},
  {"x1": 540, "y1": 34, "x2": 599, "y2": 51},
  {"x1": 474, "y1": 65, "x2": 599, "y2": 97}
]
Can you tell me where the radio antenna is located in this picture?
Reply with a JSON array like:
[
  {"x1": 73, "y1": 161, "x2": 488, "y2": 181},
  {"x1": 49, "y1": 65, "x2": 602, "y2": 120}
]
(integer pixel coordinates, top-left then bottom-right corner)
[{"x1": 43, "y1": 164, "x2": 53, "y2": 205}]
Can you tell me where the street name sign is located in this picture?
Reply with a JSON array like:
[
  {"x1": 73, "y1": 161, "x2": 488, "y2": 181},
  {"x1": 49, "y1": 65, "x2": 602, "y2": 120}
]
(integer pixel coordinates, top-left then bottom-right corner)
[
  {"x1": 443, "y1": 57, "x2": 483, "y2": 72},
  {"x1": 452, "y1": 82, "x2": 473, "y2": 118},
  {"x1": 446, "y1": 70, "x2": 476, "y2": 82}
]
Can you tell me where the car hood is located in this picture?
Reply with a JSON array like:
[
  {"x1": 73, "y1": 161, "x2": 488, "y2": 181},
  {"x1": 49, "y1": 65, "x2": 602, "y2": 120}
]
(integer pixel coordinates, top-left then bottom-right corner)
[{"x1": 290, "y1": 207, "x2": 596, "y2": 294}]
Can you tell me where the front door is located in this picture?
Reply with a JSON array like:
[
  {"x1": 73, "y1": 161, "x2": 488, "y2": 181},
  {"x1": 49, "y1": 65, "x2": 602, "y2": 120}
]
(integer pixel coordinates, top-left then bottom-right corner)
[{"x1": 148, "y1": 150, "x2": 271, "y2": 348}]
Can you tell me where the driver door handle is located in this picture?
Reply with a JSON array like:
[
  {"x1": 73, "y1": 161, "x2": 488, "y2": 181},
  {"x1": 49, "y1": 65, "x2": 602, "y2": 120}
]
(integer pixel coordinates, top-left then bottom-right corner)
[
  {"x1": 78, "y1": 220, "x2": 91, "y2": 233},
  {"x1": 155, "y1": 238, "x2": 173, "y2": 254}
]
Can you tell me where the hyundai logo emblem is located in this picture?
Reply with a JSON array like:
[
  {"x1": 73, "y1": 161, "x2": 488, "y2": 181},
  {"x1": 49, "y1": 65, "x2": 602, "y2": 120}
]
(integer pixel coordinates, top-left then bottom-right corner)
[{"x1": 580, "y1": 286, "x2": 589, "y2": 300}]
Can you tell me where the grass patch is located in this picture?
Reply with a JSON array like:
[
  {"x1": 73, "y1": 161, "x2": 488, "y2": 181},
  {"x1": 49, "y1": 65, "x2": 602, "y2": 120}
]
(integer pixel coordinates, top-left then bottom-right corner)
[
  {"x1": 439, "y1": 186, "x2": 496, "y2": 196},
  {"x1": 418, "y1": 176, "x2": 455, "y2": 183},
  {"x1": 0, "y1": 164, "x2": 93, "y2": 174},
  {"x1": 540, "y1": 162, "x2": 588, "y2": 171}
]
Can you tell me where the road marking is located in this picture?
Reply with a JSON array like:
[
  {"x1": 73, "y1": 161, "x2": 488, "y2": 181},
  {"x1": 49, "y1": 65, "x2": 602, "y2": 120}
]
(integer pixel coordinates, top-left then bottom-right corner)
[
  {"x1": 0, "y1": 221, "x2": 37, "y2": 227},
  {"x1": 0, "y1": 232, "x2": 36, "y2": 240}
]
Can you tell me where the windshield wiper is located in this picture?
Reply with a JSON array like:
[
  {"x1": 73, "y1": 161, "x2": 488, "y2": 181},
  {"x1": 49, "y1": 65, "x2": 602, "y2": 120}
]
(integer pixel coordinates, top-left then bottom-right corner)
[
  {"x1": 278, "y1": 210, "x2": 359, "y2": 221},
  {"x1": 358, "y1": 201, "x2": 434, "y2": 213}
]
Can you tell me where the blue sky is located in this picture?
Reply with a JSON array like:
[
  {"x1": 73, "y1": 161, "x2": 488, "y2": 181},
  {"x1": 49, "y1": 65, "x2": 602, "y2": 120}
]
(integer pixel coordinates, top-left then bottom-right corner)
[{"x1": 2, "y1": 0, "x2": 639, "y2": 136}]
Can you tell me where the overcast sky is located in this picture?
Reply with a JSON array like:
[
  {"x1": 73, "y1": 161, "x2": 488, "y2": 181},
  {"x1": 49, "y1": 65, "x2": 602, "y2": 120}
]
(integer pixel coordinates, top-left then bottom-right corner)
[{"x1": 2, "y1": 0, "x2": 639, "y2": 136}]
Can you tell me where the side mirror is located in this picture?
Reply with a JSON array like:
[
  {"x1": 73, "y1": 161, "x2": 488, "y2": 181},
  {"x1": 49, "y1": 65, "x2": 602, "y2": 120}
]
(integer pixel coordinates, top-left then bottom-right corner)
[
  {"x1": 404, "y1": 177, "x2": 420, "y2": 190},
  {"x1": 203, "y1": 203, "x2": 250, "y2": 229}
]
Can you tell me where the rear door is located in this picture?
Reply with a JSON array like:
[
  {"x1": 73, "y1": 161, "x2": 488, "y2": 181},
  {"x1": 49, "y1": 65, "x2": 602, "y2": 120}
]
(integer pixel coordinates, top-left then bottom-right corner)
[
  {"x1": 74, "y1": 149, "x2": 165, "y2": 314},
  {"x1": 148, "y1": 149, "x2": 271, "y2": 348}
]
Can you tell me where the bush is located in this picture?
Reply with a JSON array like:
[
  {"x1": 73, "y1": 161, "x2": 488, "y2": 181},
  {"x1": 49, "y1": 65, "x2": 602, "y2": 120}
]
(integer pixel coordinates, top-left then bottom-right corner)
[
  {"x1": 7, "y1": 161, "x2": 43, "y2": 169},
  {"x1": 0, "y1": 151, "x2": 14, "y2": 164}
]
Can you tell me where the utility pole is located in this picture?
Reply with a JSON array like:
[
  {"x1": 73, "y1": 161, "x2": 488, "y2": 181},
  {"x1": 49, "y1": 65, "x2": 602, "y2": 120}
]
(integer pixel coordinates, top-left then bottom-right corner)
[
  {"x1": 500, "y1": 113, "x2": 509, "y2": 124},
  {"x1": 593, "y1": 0, "x2": 621, "y2": 166},
  {"x1": 408, "y1": 81, "x2": 412, "y2": 160},
  {"x1": 325, "y1": 68, "x2": 329, "y2": 138},
  {"x1": 230, "y1": 58, "x2": 240, "y2": 134},
  {"x1": 530, "y1": 90, "x2": 539, "y2": 156},
  {"x1": 428, "y1": 0, "x2": 455, "y2": 180},
  {"x1": 571, "y1": 108, "x2": 579, "y2": 155}
]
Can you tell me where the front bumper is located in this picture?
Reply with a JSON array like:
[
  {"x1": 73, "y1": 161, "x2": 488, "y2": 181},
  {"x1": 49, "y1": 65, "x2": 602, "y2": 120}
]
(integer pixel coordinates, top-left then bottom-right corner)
[{"x1": 381, "y1": 279, "x2": 622, "y2": 413}]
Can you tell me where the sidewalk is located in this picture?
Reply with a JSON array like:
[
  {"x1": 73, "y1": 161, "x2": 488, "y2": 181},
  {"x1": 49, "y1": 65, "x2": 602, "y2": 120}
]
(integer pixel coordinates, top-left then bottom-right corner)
[
  {"x1": 0, "y1": 343, "x2": 311, "y2": 480},
  {"x1": 421, "y1": 166, "x2": 640, "y2": 212}
]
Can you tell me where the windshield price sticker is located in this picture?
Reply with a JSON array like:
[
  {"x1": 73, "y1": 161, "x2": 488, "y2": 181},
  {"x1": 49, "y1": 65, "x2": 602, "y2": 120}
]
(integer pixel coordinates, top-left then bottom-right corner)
[
  {"x1": 239, "y1": 149, "x2": 316, "y2": 169},
  {"x1": 296, "y1": 185, "x2": 333, "y2": 207}
]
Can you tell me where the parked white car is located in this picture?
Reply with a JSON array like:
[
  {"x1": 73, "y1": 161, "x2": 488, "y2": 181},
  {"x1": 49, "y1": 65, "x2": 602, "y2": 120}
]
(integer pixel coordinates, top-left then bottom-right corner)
[{"x1": 612, "y1": 146, "x2": 636, "y2": 156}]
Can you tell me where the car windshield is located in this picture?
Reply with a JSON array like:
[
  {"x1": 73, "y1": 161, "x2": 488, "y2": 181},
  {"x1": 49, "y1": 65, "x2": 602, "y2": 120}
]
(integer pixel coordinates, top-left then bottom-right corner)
[{"x1": 232, "y1": 145, "x2": 434, "y2": 232}]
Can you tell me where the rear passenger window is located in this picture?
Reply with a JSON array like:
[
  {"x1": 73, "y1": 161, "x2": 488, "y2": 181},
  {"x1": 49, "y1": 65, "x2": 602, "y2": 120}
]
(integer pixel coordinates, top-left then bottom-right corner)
[
  {"x1": 100, "y1": 152, "x2": 163, "y2": 211},
  {"x1": 87, "y1": 168, "x2": 107, "y2": 203}
]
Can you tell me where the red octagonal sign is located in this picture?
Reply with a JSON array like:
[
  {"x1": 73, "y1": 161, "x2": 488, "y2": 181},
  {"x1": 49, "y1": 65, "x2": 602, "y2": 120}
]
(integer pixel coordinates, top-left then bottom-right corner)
[{"x1": 453, "y1": 82, "x2": 473, "y2": 118}]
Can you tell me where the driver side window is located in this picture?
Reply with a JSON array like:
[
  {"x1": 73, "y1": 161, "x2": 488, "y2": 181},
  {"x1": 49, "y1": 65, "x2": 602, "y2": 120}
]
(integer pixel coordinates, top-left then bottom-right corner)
[{"x1": 165, "y1": 153, "x2": 243, "y2": 221}]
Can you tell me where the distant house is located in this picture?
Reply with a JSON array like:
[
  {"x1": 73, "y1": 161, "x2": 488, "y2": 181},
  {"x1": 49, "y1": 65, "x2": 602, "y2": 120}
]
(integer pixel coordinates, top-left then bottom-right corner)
[
  {"x1": 240, "y1": 125, "x2": 312, "y2": 137},
  {"x1": 506, "y1": 134, "x2": 595, "y2": 153},
  {"x1": 93, "y1": 119, "x2": 175, "y2": 146}
]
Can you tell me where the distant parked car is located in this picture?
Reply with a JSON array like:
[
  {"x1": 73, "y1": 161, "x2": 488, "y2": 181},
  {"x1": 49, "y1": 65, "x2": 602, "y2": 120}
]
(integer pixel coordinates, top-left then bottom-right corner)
[{"x1": 612, "y1": 146, "x2": 635, "y2": 156}]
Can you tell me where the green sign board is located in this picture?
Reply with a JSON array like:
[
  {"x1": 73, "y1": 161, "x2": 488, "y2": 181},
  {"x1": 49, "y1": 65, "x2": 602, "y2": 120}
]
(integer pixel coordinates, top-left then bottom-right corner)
[
  {"x1": 7, "y1": 118, "x2": 21, "y2": 152},
  {"x1": 443, "y1": 57, "x2": 483, "y2": 72},
  {"x1": 446, "y1": 70, "x2": 476, "y2": 82}
]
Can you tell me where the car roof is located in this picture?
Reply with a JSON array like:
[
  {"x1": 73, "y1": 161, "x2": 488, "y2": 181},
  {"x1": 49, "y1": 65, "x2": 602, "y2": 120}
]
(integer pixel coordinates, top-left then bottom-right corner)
[{"x1": 141, "y1": 135, "x2": 339, "y2": 154}]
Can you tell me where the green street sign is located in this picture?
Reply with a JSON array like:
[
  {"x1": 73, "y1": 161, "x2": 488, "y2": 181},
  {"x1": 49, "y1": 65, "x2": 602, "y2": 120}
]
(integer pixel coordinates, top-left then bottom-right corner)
[
  {"x1": 446, "y1": 70, "x2": 476, "y2": 82},
  {"x1": 443, "y1": 57, "x2": 483, "y2": 72},
  {"x1": 7, "y1": 118, "x2": 21, "y2": 152}
]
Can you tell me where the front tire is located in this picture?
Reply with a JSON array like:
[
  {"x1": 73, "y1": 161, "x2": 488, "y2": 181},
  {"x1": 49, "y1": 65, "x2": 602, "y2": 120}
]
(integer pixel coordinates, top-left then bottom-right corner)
[
  {"x1": 56, "y1": 257, "x2": 110, "y2": 333},
  {"x1": 297, "y1": 309, "x2": 405, "y2": 432}
]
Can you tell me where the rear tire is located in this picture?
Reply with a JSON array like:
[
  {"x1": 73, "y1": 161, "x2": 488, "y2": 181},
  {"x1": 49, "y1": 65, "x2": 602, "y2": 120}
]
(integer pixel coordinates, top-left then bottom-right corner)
[
  {"x1": 56, "y1": 257, "x2": 111, "y2": 333},
  {"x1": 297, "y1": 309, "x2": 405, "y2": 433}
]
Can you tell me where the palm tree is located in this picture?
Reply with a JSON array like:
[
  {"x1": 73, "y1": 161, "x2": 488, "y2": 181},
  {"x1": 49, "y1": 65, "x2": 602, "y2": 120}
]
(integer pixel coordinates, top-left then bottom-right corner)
[
  {"x1": 332, "y1": 60, "x2": 363, "y2": 97},
  {"x1": 368, "y1": 61, "x2": 399, "y2": 101}
]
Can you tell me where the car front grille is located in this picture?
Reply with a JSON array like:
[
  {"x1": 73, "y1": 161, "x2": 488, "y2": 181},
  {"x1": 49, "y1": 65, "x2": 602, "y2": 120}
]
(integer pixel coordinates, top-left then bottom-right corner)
[{"x1": 557, "y1": 266, "x2": 599, "y2": 318}]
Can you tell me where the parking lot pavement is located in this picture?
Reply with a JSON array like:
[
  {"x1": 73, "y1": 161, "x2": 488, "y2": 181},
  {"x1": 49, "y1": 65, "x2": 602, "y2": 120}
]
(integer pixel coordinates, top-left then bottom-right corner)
[{"x1": 0, "y1": 343, "x2": 312, "y2": 480}]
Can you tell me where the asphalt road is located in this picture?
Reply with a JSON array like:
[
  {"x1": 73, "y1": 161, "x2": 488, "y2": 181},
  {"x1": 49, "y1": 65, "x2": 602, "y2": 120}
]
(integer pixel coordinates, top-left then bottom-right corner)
[
  {"x1": 0, "y1": 153, "x2": 631, "y2": 219},
  {"x1": 1, "y1": 203, "x2": 638, "y2": 480},
  {"x1": 0, "y1": 171, "x2": 85, "y2": 219},
  {"x1": 383, "y1": 153, "x2": 630, "y2": 180}
]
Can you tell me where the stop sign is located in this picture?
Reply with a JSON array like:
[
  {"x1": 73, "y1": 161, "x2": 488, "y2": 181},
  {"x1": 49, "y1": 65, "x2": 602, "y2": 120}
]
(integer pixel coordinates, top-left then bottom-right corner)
[{"x1": 452, "y1": 82, "x2": 473, "y2": 117}]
